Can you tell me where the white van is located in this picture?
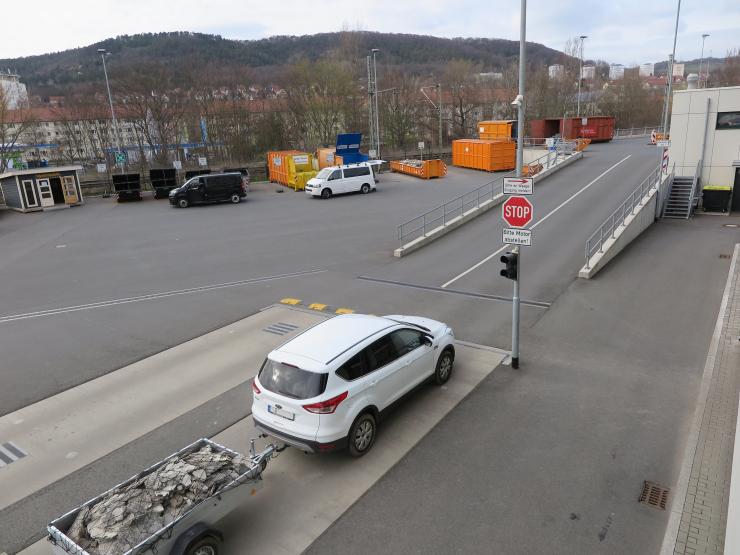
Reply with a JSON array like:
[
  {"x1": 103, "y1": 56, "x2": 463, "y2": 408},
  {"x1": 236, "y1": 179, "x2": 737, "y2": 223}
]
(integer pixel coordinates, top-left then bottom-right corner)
[{"x1": 305, "y1": 163, "x2": 376, "y2": 199}]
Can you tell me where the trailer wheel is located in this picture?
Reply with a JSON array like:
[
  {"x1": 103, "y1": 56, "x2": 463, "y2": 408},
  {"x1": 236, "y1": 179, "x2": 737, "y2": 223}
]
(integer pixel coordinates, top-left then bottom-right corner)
[
  {"x1": 186, "y1": 536, "x2": 220, "y2": 555},
  {"x1": 178, "y1": 199, "x2": 189, "y2": 208}
]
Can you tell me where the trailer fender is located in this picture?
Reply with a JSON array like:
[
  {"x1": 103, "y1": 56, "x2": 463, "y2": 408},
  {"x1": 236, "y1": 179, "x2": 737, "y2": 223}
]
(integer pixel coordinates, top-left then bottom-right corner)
[{"x1": 170, "y1": 522, "x2": 223, "y2": 555}]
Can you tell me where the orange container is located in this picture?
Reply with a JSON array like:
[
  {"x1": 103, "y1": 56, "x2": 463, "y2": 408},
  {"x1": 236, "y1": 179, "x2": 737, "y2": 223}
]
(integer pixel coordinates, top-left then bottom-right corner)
[
  {"x1": 334, "y1": 154, "x2": 343, "y2": 166},
  {"x1": 316, "y1": 147, "x2": 337, "y2": 169},
  {"x1": 390, "y1": 159, "x2": 448, "y2": 179},
  {"x1": 268, "y1": 150, "x2": 302, "y2": 185},
  {"x1": 452, "y1": 139, "x2": 516, "y2": 172},
  {"x1": 478, "y1": 120, "x2": 515, "y2": 140}
]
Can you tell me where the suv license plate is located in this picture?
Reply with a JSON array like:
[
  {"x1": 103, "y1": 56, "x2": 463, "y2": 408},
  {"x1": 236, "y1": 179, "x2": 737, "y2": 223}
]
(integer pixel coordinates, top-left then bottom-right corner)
[{"x1": 268, "y1": 404, "x2": 295, "y2": 421}]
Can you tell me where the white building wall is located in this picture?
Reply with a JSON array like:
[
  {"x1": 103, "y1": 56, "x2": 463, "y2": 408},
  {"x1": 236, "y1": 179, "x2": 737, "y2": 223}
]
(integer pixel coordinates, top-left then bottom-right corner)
[
  {"x1": 609, "y1": 65, "x2": 625, "y2": 80},
  {"x1": 640, "y1": 63, "x2": 655, "y2": 77},
  {"x1": 669, "y1": 86, "x2": 740, "y2": 188}
]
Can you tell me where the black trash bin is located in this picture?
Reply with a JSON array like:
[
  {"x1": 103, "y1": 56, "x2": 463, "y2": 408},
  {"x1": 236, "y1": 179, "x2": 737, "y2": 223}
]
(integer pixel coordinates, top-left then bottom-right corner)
[
  {"x1": 113, "y1": 173, "x2": 142, "y2": 202},
  {"x1": 150, "y1": 168, "x2": 178, "y2": 199},
  {"x1": 702, "y1": 186, "x2": 732, "y2": 213}
]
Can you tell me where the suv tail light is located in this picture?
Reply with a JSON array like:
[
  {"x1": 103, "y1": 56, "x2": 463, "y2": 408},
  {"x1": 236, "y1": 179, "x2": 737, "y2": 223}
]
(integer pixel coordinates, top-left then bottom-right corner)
[
  {"x1": 252, "y1": 380, "x2": 261, "y2": 394},
  {"x1": 303, "y1": 391, "x2": 348, "y2": 414}
]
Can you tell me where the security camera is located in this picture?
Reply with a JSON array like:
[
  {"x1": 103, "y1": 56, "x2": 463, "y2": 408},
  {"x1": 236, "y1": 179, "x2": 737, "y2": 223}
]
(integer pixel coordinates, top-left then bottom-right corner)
[{"x1": 511, "y1": 95, "x2": 523, "y2": 107}]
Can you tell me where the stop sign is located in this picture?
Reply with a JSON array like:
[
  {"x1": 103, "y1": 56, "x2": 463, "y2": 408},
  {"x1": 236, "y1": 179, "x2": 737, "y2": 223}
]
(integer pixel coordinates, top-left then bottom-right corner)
[{"x1": 502, "y1": 196, "x2": 533, "y2": 228}]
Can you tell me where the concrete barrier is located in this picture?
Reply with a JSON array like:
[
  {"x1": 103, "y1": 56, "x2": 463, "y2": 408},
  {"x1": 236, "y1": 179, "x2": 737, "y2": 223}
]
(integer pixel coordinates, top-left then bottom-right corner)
[
  {"x1": 394, "y1": 151, "x2": 583, "y2": 257},
  {"x1": 578, "y1": 185, "x2": 659, "y2": 279}
]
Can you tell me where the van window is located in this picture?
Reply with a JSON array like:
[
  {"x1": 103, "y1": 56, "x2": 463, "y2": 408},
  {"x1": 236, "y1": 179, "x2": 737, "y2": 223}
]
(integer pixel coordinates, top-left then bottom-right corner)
[
  {"x1": 343, "y1": 166, "x2": 371, "y2": 178},
  {"x1": 328, "y1": 170, "x2": 341, "y2": 181},
  {"x1": 258, "y1": 359, "x2": 328, "y2": 400},
  {"x1": 317, "y1": 168, "x2": 333, "y2": 179}
]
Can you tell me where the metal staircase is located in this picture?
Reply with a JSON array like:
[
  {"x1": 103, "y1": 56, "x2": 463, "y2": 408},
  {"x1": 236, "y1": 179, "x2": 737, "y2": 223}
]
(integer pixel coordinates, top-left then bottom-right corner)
[{"x1": 662, "y1": 176, "x2": 694, "y2": 218}]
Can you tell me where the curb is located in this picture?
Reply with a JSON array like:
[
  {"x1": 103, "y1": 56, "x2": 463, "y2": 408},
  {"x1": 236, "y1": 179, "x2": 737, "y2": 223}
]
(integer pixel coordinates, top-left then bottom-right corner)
[{"x1": 659, "y1": 242, "x2": 740, "y2": 554}]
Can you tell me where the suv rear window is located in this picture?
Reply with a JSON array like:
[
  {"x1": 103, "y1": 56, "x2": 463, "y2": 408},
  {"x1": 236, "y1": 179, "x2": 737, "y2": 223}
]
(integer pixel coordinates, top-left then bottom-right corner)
[{"x1": 258, "y1": 359, "x2": 328, "y2": 400}]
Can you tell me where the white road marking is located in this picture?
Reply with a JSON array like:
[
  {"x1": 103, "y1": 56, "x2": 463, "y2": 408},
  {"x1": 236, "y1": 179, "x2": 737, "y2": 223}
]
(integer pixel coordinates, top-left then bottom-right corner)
[
  {"x1": 441, "y1": 155, "x2": 633, "y2": 288},
  {"x1": 0, "y1": 268, "x2": 327, "y2": 324}
]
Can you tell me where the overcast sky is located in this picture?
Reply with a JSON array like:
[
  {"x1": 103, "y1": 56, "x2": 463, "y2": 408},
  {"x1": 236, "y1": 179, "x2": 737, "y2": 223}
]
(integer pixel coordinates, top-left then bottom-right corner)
[{"x1": 2, "y1": 0, "x2": 738, "y2": 65}]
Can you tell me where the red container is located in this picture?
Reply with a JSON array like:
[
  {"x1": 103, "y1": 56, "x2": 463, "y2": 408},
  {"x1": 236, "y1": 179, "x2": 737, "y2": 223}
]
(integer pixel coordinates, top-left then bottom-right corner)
[
  {"x1": 560, "y1": 116, "x2": 615, "y2": 142},
  {"x1": 529, "y1": 119, "x2": 560, "y2": 143}
]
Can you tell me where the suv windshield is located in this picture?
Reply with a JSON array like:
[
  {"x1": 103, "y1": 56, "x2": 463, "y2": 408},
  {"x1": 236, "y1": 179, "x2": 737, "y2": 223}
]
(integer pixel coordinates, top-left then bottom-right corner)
[
  {"x1": 258, "y1": 359, "x2": 328, "y2": 399},
  {"x1": 316, "y1": 168, "x2": 333, "y2": 179}
]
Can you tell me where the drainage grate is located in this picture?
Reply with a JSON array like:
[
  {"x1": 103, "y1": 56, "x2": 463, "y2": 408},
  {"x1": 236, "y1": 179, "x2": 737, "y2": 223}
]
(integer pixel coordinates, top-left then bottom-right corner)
[
  {"x1": 639, "y1": 481, "x2": 669, "y2": 510},
  {"x1": 263, "y1": 322, "x2": 299, "y2": 336},
  {"x1": 0, "y1": 441, "x2": 28, "y2": 468}
]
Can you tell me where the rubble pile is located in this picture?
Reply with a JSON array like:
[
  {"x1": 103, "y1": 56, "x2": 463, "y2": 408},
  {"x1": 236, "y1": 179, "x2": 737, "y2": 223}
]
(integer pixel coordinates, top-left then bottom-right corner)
[
  {"x1": 66, "y1": 445, "x2": 250, "y2": 555},
  {"x1": 398, "y1": 159, "x2": 425, "y2": 168}
]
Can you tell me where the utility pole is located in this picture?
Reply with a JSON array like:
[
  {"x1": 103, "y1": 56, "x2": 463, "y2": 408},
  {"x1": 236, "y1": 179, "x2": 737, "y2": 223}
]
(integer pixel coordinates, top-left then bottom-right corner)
[
  {"x1": 98, "y1": 48, "x2": 123, "y2": 170},
  {"x1": 437, "y1": 83, "x2": 443, "y2": 159},
  {"x1": 511, "y1": 0, "x2": 526, "y2": 370},
  {"x1": 698, "y1": 34, "x2": 709, "y2": 88},
  {"x1": 366, "y1": 55, "x2": 376, "y2": 157},
  {"x1": 371, "y1": 49, "x2": 381, "y2": 159},
  {"x1": 661, "y1": 0, "x2": 682, "y2": 137},
  {"x1": 576, "y1": 35, "x2": 587, "y2": 118}
]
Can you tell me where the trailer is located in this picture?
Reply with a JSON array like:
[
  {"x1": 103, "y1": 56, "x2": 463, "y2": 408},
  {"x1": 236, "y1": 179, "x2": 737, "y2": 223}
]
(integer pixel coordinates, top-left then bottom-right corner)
[{"x1": 47, "y1": 438, "x2": 277, "y2": 555}]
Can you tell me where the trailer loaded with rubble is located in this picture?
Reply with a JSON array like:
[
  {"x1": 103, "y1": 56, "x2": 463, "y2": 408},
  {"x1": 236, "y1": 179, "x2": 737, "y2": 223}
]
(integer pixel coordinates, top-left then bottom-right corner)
[{"x1": 47, "y1": 438, "x2": 277, "y2": 555}]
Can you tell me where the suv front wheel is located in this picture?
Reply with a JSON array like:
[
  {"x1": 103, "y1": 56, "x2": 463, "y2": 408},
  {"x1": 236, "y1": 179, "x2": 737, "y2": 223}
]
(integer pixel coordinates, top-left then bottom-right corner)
[{"x1": 348, "y1": 412, "x2": 376, "y2": 457}]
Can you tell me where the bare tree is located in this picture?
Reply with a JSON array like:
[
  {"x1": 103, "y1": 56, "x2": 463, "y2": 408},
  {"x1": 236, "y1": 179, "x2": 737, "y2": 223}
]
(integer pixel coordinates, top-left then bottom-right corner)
[
  {"x1": 711, "y1": 48, "x2": 740, "y2": 87},
  {"x1": 443, "y1": 59, "x2": 481, "y2": 138},
  {"x1": 0, "y1": 88, "x2": 37, "y2": 172},
  {"x1": 379, "y1": 71, "x2": 421, "y2": 153}
]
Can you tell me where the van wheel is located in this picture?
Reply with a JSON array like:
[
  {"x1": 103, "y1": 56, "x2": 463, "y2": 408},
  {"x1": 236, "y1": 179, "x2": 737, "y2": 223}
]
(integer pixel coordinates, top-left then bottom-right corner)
[
  {"x1": 360, "y1": 184, "x2": 371, "y2": 194},
  {"x1": 348, "y1": 412, "x2": 376, "y2": 457},
  {"x1": 178, "y1": 199, "x2": 189, "y2": 208},
  {"x1": 321, "y1": 188, "x2": 332, "y2": 199},
  {"x1": 230, "y1": 194, "x2": 241, "y2": 204}
]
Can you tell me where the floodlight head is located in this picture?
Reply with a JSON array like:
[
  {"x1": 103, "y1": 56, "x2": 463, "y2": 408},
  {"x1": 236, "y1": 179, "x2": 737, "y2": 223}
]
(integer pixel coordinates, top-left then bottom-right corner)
[
  {"x1": 511, "y1": 94, "x2": 523, "y2": 107},
  {"x1": 97, "y1": 48, "x2": 107, "y2": 54},
  {"x1": 702, "y1": 33, "x2": 710, "y2": 39},
  {"x1": 580, "y1": 35, "x2": 588, "y2": 40}
]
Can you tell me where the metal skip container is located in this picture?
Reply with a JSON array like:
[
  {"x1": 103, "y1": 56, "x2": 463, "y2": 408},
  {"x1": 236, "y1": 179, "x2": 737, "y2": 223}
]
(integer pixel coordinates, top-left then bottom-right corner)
[
  {"x1": 452, "y1": 139, "x2": 516, "y2": 172},
  {"x1": 267, "y1": 151, "x2": 317, "y2": 190}
]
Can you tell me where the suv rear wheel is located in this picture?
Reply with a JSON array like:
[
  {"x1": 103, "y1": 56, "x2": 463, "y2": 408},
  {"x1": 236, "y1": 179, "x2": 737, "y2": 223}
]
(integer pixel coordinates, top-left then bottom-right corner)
[{"x1": 348, "y1": 412, "x2": 376, "y2": 457}]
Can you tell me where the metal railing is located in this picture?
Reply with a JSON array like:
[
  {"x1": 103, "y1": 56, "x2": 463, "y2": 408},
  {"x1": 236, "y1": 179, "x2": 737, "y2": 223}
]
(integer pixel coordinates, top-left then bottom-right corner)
[
  {"x1": 584, "y1": 163, "x2": 663, "y2": 269},
  {"x1": 397, "y1": 144, "x2": 575, "y2": 247},
  {"x1": 687, "y1": 160, "x2": 702, "y2": 216},
  {"x1": 612, "y1": 126, "x2": 660, "y2": 139}
]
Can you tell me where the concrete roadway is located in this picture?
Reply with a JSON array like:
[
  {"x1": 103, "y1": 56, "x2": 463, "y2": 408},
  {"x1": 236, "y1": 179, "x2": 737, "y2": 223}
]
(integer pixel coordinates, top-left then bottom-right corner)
[
  {"x1": 0, "y1": 139, "x2": 655, "y2": 415},
  {"x1": 0, "y1": 138, "x2": 696, "y2": 554}
]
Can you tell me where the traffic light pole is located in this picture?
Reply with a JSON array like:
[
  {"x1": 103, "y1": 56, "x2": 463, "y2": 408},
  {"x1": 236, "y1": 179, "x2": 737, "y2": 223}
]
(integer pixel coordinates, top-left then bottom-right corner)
[
  {"x1": 511, "y1": 246, "x2": 520, "y2": 369},
  {"x1": 511, "y1": 0, "x2": 526, "y2": 370}
]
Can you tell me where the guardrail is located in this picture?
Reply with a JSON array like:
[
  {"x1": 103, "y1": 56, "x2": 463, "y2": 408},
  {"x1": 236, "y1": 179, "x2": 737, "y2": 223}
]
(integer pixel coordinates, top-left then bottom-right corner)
[
  {"x1": 612, "y1": 126, "x2": 660, "y2": 139},
  {"x1": 397, "y1": 144, "x2": 575, "y2": 248},
  {"x1": 584, "y1": 164, "x2": 662, "y2": 269}
]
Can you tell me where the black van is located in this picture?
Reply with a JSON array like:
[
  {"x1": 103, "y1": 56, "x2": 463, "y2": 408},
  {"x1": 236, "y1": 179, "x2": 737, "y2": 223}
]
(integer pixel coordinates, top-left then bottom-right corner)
[{"x1": 169, "y1": 173, "x2": 246, "y2": 208}]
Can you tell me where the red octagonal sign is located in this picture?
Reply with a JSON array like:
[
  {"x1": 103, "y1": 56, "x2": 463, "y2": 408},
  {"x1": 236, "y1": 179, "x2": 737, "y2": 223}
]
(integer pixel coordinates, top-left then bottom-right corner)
[{"x1": 502, "y1": 196, "x2": 533, "y2": 228}]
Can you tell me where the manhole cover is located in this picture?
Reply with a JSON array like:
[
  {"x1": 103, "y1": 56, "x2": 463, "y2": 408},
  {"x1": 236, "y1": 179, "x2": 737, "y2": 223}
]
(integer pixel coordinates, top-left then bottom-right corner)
[
  {"x1": 720, "y1": 254, "x2": 731, "y2": 259},
  {"x1": 639, "y1": 481, "x2": 669, "y2": 510}
]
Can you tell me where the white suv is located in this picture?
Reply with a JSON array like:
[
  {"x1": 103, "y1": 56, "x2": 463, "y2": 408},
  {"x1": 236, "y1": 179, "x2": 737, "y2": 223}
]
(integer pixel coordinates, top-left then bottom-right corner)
[{"x1": 252, "y1": 314, "x2": 455, "y2": 457}]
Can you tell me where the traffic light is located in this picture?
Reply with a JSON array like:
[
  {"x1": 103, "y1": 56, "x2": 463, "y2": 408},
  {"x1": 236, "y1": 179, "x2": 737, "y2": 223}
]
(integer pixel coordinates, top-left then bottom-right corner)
[{"x1": 500, "y1": 251, "x2": 518, "y2": 280}]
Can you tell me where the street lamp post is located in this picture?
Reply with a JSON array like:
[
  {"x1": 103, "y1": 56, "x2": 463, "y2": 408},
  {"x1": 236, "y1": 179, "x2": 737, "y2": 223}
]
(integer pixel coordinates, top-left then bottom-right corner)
[
  {"x1": 577, "y1": 35, "x2": 587, "y2": 118},
  {"x1": 698, "y1": 33, "x2": 709, "y2": 88},
  {"x1": 98, "y1": 48, "x2": 123, "y2": 167},
  {"x1": 661, "y1": 0, "x2": 682, "y2": 137}
]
